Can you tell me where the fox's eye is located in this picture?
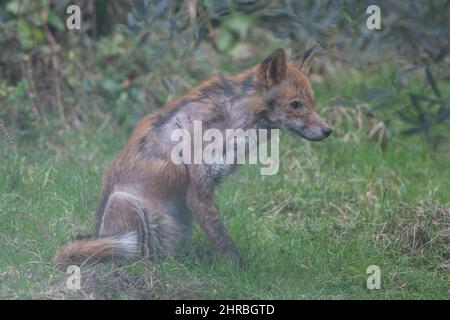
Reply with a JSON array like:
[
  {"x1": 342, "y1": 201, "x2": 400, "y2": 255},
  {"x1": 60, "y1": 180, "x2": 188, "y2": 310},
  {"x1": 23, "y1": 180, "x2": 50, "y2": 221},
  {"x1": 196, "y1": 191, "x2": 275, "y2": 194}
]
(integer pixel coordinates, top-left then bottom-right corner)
[{"x1": 289, "y1": 100, "x2": 304, "y2": 110}]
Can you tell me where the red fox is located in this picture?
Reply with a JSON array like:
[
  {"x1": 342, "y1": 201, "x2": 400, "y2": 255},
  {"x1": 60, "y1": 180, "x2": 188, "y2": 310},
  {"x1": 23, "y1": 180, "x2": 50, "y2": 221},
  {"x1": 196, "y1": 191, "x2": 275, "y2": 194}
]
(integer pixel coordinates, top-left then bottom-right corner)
[{"x1": 54, "y1": 47, "x2": 332, "y2": 267}]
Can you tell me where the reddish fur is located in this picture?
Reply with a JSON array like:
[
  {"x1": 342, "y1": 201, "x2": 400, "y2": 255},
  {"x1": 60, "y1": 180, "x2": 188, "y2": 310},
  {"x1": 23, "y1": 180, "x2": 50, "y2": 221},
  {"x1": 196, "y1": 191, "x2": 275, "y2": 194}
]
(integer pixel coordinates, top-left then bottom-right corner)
[
  {"x1": 54, "y1": 48, "x2": 331, "y2": 267},
  {"x1": 54, "y1": 236, "x2": 125, "y2": 266}
]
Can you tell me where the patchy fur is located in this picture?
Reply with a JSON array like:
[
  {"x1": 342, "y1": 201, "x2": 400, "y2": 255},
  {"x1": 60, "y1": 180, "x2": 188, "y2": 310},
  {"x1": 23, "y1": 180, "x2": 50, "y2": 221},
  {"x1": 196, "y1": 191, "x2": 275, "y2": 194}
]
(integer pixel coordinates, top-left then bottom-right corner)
[{"x1": 54, "y1": 48, "x2": 332, "y2": 267}]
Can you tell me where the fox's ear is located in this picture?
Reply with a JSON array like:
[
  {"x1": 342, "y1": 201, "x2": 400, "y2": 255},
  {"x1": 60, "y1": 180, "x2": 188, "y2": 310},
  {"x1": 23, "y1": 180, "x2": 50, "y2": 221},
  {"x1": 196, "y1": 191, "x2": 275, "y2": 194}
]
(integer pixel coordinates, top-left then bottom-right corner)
[
  {"x1": 293, "y1": 45, "x2": 319, "y2": 73},
  {"x1": 258, "y1": 48, "x2": 287, "y2": 88}
]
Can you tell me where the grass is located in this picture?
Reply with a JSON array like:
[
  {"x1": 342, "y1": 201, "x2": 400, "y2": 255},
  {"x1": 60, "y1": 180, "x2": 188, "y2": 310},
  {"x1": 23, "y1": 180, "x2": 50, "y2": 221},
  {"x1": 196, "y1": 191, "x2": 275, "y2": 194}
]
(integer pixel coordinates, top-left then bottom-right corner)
[{"x1": 0, "y1": 68, "x2": 449, "y2": 300}]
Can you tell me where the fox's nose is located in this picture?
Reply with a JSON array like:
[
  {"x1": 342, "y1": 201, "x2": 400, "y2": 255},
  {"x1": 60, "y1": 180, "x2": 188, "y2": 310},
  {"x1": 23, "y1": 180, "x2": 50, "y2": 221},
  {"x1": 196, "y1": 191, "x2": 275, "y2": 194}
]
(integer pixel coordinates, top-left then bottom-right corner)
[{"x1": 321, "y1": 127, "x2": 333, "y2": 137}]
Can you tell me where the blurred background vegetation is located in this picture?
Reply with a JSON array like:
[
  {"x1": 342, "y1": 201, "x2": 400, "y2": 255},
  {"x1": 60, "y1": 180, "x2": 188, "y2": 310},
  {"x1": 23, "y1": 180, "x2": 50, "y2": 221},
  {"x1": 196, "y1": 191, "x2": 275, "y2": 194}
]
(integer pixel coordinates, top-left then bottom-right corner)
[
  {"x1": 0, "y1": 0, "x2": 449, "y2": 149},
  {"x1": 0, "y1": 0, "x2": 449, "y2": 299}
]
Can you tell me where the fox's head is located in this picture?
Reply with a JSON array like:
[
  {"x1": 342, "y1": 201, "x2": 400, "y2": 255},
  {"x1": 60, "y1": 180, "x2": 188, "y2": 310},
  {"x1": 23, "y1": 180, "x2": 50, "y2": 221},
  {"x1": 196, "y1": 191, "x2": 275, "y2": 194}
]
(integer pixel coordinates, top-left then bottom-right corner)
[{"x1": 257, "y1": 47, "x2": 332, "y2": 141}]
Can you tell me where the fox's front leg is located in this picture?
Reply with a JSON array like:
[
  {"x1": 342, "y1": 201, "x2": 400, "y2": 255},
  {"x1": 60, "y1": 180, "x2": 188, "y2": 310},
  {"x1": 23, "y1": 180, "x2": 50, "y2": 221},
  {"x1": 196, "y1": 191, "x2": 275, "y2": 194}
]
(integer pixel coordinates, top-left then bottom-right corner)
[{"x1": 186, "y1": 184, "x2": 242, "y2": 266}]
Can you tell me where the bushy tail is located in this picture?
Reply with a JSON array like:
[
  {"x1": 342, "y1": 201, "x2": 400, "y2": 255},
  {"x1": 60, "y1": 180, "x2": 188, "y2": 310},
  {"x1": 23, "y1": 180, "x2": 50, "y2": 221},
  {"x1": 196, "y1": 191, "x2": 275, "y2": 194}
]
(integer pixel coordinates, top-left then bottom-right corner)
[{"x1": 53, "y1": 232, "x2": 139, "y2": 267}]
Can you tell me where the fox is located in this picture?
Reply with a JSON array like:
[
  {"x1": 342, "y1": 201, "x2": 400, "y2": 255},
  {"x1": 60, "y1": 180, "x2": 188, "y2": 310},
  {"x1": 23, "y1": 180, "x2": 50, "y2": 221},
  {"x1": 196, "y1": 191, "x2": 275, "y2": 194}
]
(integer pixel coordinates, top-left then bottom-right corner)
[{"x1": 54, "y1": 47, "x2": 332, "y2": 267}]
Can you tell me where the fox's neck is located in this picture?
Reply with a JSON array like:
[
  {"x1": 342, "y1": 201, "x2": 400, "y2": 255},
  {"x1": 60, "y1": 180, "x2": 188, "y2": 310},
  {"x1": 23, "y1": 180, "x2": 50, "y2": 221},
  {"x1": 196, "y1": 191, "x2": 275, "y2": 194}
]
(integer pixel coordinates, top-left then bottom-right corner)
[
  {"x1": 197, "y1": 67, "x2": 269, "y2": 128},
  {"x1": 224, "y1": 67, "x2": 273, "y2": 130}
]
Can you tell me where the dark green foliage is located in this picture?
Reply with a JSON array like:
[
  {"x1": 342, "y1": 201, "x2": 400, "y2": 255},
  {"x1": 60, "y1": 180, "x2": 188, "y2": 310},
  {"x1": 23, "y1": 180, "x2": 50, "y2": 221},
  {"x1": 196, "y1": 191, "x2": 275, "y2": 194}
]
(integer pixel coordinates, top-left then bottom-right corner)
[{"x1": 0, "y1": 0, "x2": 449, "y2": 147}]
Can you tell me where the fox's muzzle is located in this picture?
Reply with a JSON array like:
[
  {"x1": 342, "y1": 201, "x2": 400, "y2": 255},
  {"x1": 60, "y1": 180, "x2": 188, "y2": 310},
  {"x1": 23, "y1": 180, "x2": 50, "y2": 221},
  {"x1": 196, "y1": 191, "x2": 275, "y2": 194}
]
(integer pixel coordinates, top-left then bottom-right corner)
[{"x1": 289, "y1": 125, "x2": 333, "y2": 141}]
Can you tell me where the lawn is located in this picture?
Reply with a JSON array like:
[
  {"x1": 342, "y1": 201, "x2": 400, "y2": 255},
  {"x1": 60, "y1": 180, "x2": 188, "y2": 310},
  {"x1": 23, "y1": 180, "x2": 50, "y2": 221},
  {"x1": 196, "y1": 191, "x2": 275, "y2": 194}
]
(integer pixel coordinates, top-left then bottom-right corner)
[{"x1": 0, "y1": 68, "x2": 448, "y2": 300}]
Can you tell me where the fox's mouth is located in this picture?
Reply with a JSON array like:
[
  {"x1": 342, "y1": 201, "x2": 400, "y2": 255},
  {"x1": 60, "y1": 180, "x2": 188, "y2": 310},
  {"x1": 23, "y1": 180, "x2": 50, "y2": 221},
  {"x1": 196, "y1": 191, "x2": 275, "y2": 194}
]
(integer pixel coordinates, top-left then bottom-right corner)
[{"x1": 287, "y1": 126, "x2": 332, "y2": 141}]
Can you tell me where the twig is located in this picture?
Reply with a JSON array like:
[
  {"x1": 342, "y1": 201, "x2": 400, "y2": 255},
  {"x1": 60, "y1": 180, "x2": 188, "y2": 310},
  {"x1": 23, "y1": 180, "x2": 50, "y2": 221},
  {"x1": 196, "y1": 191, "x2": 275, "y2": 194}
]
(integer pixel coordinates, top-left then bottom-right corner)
[{"x1": 39, "y1": 2, "x2": 65, "y2": 123}]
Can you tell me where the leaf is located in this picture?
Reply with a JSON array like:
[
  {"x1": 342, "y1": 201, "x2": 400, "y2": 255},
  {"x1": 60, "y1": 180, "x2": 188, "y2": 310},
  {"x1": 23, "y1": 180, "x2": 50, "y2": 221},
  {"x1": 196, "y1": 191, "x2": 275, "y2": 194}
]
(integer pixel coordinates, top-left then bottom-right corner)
[
  {"x1": 409, "y1": 94, "x2": 425, "y2": 121},
  {"x1": 161, "y1": 77, "x2": 175, "y2": 93},
  {"x1": 224, "y1": 14, "x2": 252, "y2": 38},
  {"x1": 148, "y1": 45, "x2": 169, "y2": 63},
  {"x1": 409, "y1": 93, "x2": 439, "y2": 106},
  {"x1": 425, "y1": 67, "x2": 442, "y2": 99},
  {"x1": 133, "y1": 0, "x2": 149, "y2": 15},
  {"x1": 17, "y1": 20, "x2": 45, "y2": 50},
  {"x1": 98, "y1": 79, "x2": 121, "y2": 94},
  {"x1": 397, "y1": 111, "x2": 418, "y2": 124},
  {"x1": 365, "y1": 88, "x2": 393, "y2": 100},
  {"x1": 47, "y1": 11, "x2": 65, "y2": 31},
  {"x1": 193, "y1": 25, "x2": 209, "y2": 50},
  {"x1": 6, "y1": 0, "x2": 26, "y2": 15},
  {"x1": 215, "y1": 29, "x2": 233, "y2": 52},
  {"x1": 127, "y1": 12, "x2": 137, "y2": 27},
  {"x1": 148, "y1": 0, "x2": 170, "y2": 25},
  {"x1": 435, "y1": 108, "x2": 450, "y2": 123}
]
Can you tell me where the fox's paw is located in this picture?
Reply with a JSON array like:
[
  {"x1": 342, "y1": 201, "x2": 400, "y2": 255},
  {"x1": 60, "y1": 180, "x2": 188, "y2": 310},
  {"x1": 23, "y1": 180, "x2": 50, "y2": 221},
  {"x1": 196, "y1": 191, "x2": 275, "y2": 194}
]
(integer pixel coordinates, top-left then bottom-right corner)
[{"x1": 223, "y1": 245, "x2": 244, "y2": 269}]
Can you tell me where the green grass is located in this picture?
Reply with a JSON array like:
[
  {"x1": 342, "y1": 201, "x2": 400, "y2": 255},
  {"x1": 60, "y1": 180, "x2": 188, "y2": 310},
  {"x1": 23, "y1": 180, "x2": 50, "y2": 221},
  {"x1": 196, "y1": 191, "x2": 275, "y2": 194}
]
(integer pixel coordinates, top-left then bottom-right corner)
[{"x1": 0, "y1": 69, "x2": 449, "y2": 299}]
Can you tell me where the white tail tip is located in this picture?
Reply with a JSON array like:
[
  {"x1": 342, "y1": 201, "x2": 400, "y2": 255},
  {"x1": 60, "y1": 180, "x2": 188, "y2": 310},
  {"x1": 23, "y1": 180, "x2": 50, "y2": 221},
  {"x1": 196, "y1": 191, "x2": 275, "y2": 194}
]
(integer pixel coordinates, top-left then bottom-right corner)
[{"x1": 114, "y1": 232, "x2": 139, "y2": 257}]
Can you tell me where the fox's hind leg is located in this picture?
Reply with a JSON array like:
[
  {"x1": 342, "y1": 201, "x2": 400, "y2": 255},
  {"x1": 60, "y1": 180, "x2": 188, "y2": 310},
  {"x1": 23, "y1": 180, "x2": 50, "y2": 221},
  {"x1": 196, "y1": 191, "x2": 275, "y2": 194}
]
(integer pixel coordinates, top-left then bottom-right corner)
[
  {"x1": 99, "y1": 191, "x2": 187, "y2": 258},
  {"x1": 98, "y1": 191, "x2": 149, "y2": 258}
]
